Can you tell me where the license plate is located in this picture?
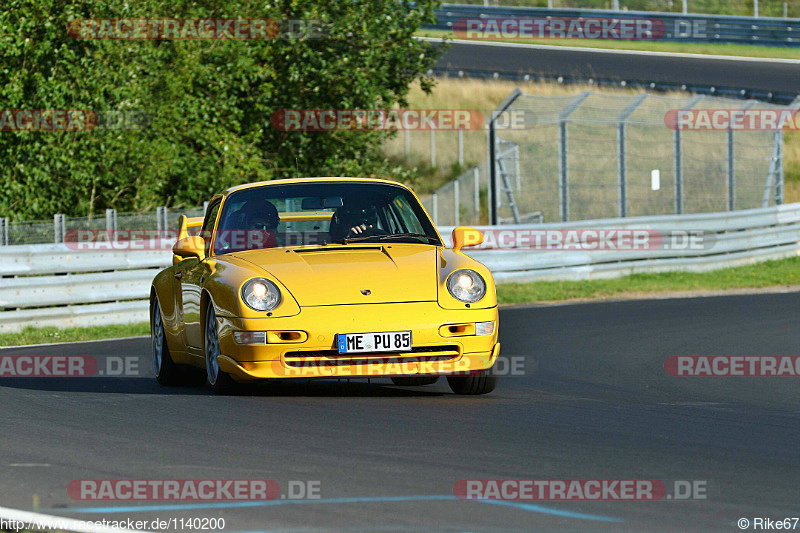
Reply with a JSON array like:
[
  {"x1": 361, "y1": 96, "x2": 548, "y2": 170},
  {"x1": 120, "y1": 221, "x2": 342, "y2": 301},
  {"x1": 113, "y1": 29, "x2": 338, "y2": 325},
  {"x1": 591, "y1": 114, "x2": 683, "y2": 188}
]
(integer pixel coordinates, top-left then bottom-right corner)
[{"x1": 337, "y1": 331, "x2": 412, "y2": 354}]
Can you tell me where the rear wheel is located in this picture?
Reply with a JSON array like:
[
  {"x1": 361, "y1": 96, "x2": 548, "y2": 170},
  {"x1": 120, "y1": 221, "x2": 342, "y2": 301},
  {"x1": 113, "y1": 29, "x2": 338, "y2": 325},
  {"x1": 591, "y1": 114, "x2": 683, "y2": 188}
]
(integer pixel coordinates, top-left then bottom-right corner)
[
  {"x1": 447, "y1": 369, "x2": 497, "y2": 395},
  {"x1": 152, "y1": 299, "x2": 180, "y2": 386},
  {"x1": 205, "y1": 306, "x2": 238, "y2": 394},
  {"x1": 391, "y1": 376, "x2": 439, "y2": 386}
]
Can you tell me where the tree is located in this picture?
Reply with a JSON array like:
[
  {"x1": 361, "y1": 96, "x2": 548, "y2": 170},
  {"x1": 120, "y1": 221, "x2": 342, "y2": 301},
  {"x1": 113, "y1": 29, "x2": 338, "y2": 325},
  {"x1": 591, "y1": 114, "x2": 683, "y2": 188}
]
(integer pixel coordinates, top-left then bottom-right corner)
[{"x1": 0, "y1": 0, "x2": 442, "y2": 219}]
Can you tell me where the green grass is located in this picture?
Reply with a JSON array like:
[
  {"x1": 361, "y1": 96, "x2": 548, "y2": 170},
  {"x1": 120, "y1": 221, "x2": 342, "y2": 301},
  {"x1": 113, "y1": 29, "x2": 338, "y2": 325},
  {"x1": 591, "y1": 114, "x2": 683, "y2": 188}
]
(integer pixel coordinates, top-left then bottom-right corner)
[
  {"x1": 2, "y1": 257, "x2": 799, "y2": 345},
  {"x1": 418, "y1": 29, "x2": 800, "y2": 60},
  {"x1": 0, "y1": 322, "x2": 150, "y2": 347},
  {"x1": 497, "y1": 255, "x2": 800, "y2": 304}
]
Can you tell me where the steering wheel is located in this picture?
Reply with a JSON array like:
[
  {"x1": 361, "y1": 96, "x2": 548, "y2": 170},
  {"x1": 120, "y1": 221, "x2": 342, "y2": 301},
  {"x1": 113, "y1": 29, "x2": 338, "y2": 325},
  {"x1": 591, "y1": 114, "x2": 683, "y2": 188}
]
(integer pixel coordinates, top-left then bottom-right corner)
[{"x1": 345, "y1": 225, "x2": 386, "y2": 240}]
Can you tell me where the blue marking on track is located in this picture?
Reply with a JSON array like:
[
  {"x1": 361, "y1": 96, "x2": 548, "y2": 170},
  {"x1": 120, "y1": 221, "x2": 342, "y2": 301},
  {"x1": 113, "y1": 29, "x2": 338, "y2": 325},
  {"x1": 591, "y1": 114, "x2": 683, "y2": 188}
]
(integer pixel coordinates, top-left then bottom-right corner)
[{"x1": 59, "y1": 494, "x2": 624, "y2": 523}]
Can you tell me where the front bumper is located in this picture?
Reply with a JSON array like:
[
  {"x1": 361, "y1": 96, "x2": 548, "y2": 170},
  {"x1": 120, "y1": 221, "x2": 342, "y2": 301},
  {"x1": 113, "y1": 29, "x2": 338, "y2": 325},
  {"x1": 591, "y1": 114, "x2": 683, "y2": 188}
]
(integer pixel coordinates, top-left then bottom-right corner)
[{"x1": 215, "y1": 302, "x2": 499, "y2": 380}]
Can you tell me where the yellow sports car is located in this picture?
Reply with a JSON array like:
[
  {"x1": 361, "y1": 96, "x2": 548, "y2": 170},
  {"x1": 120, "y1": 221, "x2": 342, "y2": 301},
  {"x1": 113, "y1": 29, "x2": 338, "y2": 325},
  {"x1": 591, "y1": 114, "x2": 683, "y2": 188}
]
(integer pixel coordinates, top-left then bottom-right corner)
[{"x1": 150, "y1": 177, "x2": 500, "y2": 394}]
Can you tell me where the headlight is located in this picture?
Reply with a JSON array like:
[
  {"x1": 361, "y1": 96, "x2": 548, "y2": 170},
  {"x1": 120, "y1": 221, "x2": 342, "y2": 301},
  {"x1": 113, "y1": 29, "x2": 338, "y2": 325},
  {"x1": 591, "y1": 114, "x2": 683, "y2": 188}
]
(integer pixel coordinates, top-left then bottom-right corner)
[
  {"x1": 242, "y1": 278, "x2": 281, "y2": 311},
  {"x1": 446, "y1": 269, "x2": 486, "y2": 303}
]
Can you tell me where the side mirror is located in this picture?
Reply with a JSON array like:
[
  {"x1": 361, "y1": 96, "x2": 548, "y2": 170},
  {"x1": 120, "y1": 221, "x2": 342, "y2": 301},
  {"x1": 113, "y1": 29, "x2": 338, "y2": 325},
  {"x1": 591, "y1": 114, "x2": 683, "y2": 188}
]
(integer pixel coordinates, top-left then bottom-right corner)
[
  {"x1": 173, "y1": 235, "x2": 206, "y2": 261},
  {"x1": 452, "y1": 226, "x2": 484, "y2": 253}
]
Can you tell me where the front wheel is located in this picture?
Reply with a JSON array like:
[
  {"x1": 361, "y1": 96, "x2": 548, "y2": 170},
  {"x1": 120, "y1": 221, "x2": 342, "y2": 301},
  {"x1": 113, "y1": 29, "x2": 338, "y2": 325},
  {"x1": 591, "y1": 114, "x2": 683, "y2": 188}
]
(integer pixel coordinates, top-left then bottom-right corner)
[
  {"x1": 447, "y1": 369, "x2": 497, "y2": 395},
  {"x1": 205, "y1": 306, "x2": 238, "y2": 394},
  {"x1": 152, "y1": 298, "x2": 179, "y2": 385}
]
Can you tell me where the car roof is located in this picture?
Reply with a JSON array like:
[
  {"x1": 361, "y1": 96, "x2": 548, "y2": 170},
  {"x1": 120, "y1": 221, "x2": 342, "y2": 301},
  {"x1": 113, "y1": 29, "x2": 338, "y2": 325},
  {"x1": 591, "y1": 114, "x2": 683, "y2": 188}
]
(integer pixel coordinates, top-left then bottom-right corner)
[{"x1": 225, "y1": 177, "x2": 411, "y2": 195}]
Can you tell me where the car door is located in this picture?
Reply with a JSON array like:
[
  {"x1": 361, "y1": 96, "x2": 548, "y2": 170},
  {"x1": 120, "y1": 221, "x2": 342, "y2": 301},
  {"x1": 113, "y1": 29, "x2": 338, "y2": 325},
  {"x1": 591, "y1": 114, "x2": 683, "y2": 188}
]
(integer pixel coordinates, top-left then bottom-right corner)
[{"x1": 181, "y1": 199, "x2": 221, "y2": 349}]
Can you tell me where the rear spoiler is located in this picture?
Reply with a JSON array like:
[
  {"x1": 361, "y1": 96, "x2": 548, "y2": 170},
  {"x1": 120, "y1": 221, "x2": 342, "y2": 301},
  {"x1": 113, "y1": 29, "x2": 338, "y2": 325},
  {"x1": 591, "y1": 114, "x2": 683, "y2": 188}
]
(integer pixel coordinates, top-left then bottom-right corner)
[{"x1": 177, "y1": 215, "x2": 204, "y2": 242}]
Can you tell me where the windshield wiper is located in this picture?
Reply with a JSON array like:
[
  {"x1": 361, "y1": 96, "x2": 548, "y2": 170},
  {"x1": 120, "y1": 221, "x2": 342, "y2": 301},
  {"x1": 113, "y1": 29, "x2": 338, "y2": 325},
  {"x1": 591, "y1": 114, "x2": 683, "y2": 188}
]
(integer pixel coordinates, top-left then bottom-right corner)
[
  {"x1": 343, "y1": 233, "x2": 439, "y2": 245},
  {"x1": 374, "y1": 233, "x2": 439, "y2": 244}
]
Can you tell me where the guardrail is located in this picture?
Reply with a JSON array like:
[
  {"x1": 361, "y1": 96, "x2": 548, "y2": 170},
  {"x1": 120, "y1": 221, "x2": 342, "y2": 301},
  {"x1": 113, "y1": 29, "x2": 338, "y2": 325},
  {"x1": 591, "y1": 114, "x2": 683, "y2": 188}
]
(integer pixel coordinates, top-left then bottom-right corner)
[
  {"x1": 0, "y1": 204, "x2": 798, "y2": 332},
  {"x1": 431, "y1": 4, "x2": 800, "y2": 47}
]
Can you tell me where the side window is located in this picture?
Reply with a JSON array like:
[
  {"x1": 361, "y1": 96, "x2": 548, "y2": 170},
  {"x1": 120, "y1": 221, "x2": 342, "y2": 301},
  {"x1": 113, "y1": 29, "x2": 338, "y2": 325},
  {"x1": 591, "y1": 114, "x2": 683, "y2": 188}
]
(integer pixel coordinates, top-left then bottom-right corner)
[
  {"x1": 392, "y1": 195, "x2": 425, "y2": 234},
  {"x1": 201, "y1": 200, "x2": 221, "y2": 256}
]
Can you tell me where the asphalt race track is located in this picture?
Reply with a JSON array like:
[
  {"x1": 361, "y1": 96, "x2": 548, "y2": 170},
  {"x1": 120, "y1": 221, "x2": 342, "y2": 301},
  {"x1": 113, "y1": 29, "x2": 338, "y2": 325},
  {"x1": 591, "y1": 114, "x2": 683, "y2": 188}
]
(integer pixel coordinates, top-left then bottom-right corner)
[
  {"x1": 435, "y1": 40, "x2": 800, "y2": 96},
  {"x1": 0, "y1": 292, "x2": 798, "y2": 532}
]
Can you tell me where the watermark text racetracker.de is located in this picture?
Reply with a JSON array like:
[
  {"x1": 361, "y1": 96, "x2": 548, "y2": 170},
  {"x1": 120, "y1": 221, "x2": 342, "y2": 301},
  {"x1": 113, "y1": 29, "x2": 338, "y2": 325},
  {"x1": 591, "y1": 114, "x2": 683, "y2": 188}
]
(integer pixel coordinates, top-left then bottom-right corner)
[
  {"x1": 454, "y1": 479, "x2": 707, "y2": 500},
  {"x1": 68, "y1": 479, "x2": 321, "y2": 501},
  {"x1": 0, "y1": 355, "x2": 140, "y2": 377},
  {"x1": 0, "y1": 109, "x2": 149, "y2": 131},
  {"x1": 665, "y1": 109, "x2": 800, "y2": 131},
  {"x1": 68, "y1": 18, "x2": 330, "y2": 40},
  {"x1": 270, "y1": 109, "x2": 533, "y2": 131},
  {"x1": 454, "y1": 17, "x2": 708, "y2": 40},
  {"x1": 665, "y1": 356, "x2": 800, "y2": 377},
  {"x1": 452, "y1": 227, "x2": 713, "y2": 251}
]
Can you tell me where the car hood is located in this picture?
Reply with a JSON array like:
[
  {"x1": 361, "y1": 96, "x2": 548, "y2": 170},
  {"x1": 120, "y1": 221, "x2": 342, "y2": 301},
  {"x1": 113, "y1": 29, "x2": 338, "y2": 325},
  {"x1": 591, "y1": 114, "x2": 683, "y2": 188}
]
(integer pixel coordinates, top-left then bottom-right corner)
[{"x1": 228, "y1": 244, "x2": 438, "y2": 306}]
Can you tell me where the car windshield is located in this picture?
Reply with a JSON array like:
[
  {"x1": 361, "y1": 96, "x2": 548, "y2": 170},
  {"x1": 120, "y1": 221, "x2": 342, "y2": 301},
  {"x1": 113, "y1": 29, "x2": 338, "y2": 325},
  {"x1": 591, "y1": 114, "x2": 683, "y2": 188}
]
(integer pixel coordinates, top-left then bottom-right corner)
[{"x1": 212, "y1": 181, "x2": 441, "y2": 254}]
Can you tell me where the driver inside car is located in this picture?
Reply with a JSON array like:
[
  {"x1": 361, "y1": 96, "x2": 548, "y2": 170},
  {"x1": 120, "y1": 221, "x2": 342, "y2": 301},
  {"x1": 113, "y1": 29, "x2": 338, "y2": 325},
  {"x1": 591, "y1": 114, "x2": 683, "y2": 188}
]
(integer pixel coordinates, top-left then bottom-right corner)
[
  {"x1": 329, "y1": 203, "x2": 385, "y2": 242},
  {"x1": 238, "y1": 200, "x2": 280, "y2": 250}
]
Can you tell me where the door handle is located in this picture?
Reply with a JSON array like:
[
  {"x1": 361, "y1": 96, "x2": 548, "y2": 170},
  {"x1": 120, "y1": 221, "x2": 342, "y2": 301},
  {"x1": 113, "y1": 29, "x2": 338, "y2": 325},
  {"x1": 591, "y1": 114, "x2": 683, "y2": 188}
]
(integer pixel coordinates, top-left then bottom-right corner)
[{"x1": 174, "y1": 271, "x2": 183, "y2": 280}]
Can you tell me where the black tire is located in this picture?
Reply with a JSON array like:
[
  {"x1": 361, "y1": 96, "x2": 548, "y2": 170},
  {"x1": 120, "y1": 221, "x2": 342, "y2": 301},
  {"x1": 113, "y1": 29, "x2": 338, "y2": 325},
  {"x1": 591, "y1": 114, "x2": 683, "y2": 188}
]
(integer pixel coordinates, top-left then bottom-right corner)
[
  {"x1": 152, "y1": 298, "x2": 180, "y2": 386},
  {"x1": 204, "y1": 306, "x2": 239, "y2": 394},
  {"x1": 391, "y1": 376, "x2": 439, "y2": 386},
  {"x1": 447, "y1": 369, "x2": 497, "y2": 395}
]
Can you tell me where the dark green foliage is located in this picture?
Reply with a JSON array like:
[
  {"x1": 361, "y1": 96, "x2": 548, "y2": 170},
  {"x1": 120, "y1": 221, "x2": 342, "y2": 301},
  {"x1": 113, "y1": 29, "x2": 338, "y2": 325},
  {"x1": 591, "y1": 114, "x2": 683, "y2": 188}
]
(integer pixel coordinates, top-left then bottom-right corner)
[{"x1": 0, "y1": 0, "x2": 442, "y2": 219}]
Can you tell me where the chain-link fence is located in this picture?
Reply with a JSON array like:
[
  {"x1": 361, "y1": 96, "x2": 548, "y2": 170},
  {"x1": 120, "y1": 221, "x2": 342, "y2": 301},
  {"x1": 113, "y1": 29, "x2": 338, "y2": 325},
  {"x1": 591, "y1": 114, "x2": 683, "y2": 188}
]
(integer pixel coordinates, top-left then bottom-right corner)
[
  {"x1": 0, "y1": 206, "x2": 207, "y2": 246},
  {"x1": 422, "y1": 89, "x2": 795, "y2": 226}
]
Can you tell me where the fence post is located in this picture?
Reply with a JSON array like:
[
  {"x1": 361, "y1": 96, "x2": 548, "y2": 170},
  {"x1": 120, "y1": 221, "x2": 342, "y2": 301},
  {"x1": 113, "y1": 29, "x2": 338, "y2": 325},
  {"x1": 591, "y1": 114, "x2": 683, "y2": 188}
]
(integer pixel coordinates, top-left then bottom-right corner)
[
  {"x1": 156, "y1": 206, "x2": 168, "y2": 232},
  {"x1": 454, "y1": 181, "x2": 460, "y2": 226},
  {"x1": 458, "y1": 126, "x2": 464, "y2": 167},
  {"x1": 105, "y1": 208, "x2": 117, "y2": 232},
  {"x1": 776, "y1": 130, "x2": 784, "y2": 205},
  {"x1": 674, "y1": 129, "x2": 683, "y2": 215},
  {"x1": 674, "y1": 95, "x2": 702, "y2": 215},
  {"x1": 726, "y1": 129, "x2": 735, "y2": 211},
  {"x1": 558, "y1": 91, "x2": 591, "y2": 222},
  {"x1": 0, "y1": 217, "x2": 7, "y2": 246},
  {"x1": 488, "y1": 89, "x2": 522, "y2": 225},
  {"x1": 430, "y1": 130, "x2": 436, "y2": 168},
  {"x1": 473, "y1": 167, "x2": 480, "y2": 217},
  {"x1": 432, "y1": 193, "x2": 439, "y2": 225},
  {"x1": 616, "y1": 94, "x2": 647, "y2": 218},
  {"x1": 54, "y1": 214, "x2": 65, "y2": 243}
]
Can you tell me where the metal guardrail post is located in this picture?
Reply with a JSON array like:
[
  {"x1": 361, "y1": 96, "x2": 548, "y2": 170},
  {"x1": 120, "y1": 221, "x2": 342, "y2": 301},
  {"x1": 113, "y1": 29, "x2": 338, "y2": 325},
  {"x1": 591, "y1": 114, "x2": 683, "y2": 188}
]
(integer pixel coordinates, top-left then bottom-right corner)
[
  {"x1": 53, "y1": 214, "x2": 65, "y2": 243},
  {"x1": 0, "y1": 217, "x2": 7, "y2": 246},
  {"x1": 203, "y1": 201, "x2": 209, "y2": 215},
  {"x1": 616, "y1": 94, "x2": 648, "y2": 218},
  {"x1": 558, "y1": 91, "x2": 591, "y2": 222}
]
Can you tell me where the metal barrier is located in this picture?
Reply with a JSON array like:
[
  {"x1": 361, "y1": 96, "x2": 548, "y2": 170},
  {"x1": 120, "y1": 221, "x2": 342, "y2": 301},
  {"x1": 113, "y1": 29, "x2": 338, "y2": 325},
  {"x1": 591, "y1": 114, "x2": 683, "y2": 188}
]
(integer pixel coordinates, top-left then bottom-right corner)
[
  {"x1": 431, "y1": 4, "x2": 800, "y2": 47},
  {"x1": 0, "y1": 204, "x2": 797, "y2": 332}
]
